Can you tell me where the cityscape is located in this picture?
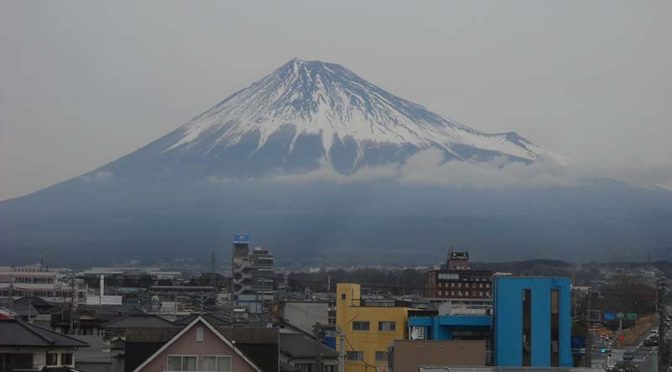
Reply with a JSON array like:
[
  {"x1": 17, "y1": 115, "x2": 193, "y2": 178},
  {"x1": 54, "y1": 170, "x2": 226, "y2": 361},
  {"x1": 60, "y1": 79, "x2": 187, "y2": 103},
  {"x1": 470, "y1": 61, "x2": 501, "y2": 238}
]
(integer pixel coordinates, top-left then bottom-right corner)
[
  {"x1": 0, "y1": 236, "x2": 668, "y2": 371},
  {"x1": 1, "y1": 1, "x2": 671, "y2": 372}
]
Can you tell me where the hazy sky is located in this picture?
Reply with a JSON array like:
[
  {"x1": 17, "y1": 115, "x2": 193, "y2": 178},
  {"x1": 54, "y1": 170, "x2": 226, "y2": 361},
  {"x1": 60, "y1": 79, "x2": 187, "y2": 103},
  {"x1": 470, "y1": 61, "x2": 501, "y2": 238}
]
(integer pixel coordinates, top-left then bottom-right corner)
[{"x1": 1, "y1": 0, "x2": 670, "y2": 200}]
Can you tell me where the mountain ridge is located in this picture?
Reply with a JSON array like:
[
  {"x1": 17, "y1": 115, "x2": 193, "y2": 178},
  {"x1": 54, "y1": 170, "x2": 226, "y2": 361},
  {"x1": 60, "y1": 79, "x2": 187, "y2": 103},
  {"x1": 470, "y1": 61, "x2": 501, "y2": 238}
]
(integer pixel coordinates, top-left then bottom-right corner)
[{"x1": 151, "y1": 58, "x2": 564, "y2": 176}]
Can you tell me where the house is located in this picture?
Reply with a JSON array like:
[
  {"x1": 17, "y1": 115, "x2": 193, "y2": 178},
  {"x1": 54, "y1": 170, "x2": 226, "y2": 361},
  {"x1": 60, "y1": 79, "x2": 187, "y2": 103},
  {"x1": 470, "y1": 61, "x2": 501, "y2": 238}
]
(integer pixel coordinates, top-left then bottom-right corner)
[
  {"x1": 131, "y1": 316, "x2": 262, "y2": 372},
  {"x1": 0, "y1": 319, "x2": 88, "y2": 371}
]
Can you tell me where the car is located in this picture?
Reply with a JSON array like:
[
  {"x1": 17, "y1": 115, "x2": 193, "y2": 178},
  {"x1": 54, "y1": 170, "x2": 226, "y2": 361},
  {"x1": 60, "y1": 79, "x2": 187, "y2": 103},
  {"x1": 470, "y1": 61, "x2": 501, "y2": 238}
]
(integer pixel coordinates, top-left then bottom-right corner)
[
  {"x1": 622, "y1": 350, "x2": 636, "y2": 361},
  {"x1": 644, "y1": 337, "x2": 659, "y2": 346}
]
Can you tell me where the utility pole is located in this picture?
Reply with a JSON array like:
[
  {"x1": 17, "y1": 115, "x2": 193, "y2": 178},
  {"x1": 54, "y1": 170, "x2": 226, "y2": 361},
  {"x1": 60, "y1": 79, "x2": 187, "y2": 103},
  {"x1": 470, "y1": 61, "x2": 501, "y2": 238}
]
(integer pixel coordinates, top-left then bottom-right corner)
[
  {"x1": 313, "y1": 323, "x2": 322, "y2": 372},
  {"x1": 585, "y1": 291, "x2": 592, "y2": 367},
  {"x1": 338, "y1": 326, "x2": 345, "y2": 372},
  {"x1": 69, "y1": 275, "x2": 76, "y2": 334},
  {"x1": 658, "y1": 279, "x2": 672, "y2": 372},
  {"x1": 210, "y1": 250, "x2": 216, "y2": 288}
]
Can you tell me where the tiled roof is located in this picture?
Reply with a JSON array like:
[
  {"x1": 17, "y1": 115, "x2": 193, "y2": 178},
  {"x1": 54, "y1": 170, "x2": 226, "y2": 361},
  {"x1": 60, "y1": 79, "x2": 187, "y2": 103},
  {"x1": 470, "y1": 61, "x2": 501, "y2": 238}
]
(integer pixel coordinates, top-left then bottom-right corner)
[
  {"x1": 101, "y1": 314, "x2": 178, "y2": 329},
  {"x1": 75, "y1": 352, "x2": 115, "y2": 364},
  {"x1": 0, "y1": 319, "x2": 88, "y2": 347},
  {"x1": 174, "y1": 313, "x2": 231, "y2": 327}
]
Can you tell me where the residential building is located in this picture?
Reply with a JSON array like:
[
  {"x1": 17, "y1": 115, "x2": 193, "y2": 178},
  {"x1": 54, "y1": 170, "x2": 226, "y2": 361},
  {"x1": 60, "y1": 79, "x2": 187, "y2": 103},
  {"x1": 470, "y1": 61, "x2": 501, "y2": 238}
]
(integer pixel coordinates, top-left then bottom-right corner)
[
  {"x1": 336, "y1": 283, "x2": 411, "y2": 372},
  {"x1": 0, "y1": 318, "x2": 88, "y2": 371},
  {"x1": 131, "y1": 316, "x2": 262, "y2": 372},
  {"x1": 232, "y1": 234, "x2": 252, "y2": 303},
  {"x1": 231, "y1": 235, "x2": 275, "y2": 315},
  {"x1": 425, "y1": 252, "x2": 493, "y2": 300},
  {"x1": 492, "y1": 276, "x2": 572, "y2": 367}
]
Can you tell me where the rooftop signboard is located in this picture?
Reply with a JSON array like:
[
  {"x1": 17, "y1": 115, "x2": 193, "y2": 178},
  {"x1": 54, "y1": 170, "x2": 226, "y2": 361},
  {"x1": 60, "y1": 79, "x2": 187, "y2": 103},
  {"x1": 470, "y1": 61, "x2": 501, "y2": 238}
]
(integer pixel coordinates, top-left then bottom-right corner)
[{"x1": 233, "y1": 234, "x2": 251, "y2": 243}]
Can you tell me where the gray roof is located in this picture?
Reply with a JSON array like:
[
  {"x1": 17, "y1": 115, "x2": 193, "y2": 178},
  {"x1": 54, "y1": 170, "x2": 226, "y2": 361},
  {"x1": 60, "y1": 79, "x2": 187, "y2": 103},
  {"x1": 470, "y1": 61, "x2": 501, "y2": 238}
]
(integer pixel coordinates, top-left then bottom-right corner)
[
  {"x1": 0, "y1": 298, "x2": 39, "y2": 317},
  {"x1": 0, "y1": 319, "x2": 89, "y2": 348},
  {"x1": 75, "y1": 352, "x2": 115, "y2": 364},
  {"x1": 279, "y1": 333, "x2": 337, "y2": 359},
  {"x1": 174, "y1": 313, "x2": 231, "y2": 327},
  {"x1": 102, "y1": 314, "x2": 178, "y2": 329},
  {"x1": 124, "y1": 324, "x2": 278, "y2": 345}
]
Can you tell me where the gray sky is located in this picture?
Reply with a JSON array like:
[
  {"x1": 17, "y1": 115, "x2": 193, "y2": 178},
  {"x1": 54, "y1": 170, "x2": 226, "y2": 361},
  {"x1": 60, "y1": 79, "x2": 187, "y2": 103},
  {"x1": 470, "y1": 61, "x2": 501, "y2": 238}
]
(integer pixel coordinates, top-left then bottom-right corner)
[{"x1": 1, "y1": 0, "x2": 671, "y2": 200}]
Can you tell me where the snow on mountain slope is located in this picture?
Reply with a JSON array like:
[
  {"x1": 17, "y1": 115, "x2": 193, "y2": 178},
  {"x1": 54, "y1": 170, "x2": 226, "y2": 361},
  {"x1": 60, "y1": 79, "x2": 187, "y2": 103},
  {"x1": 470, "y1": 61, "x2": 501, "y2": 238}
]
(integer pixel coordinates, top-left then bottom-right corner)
[{"x1": 160, "y1": 58, "x2": 565, "y2": 173}]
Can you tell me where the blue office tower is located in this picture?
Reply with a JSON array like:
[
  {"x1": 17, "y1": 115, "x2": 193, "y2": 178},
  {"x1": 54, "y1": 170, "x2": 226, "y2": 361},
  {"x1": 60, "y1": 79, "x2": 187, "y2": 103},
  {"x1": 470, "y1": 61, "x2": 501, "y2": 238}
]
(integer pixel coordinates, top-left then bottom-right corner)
[{"x1": 493, "y1": 276, "x2": 572, "y2": 367}]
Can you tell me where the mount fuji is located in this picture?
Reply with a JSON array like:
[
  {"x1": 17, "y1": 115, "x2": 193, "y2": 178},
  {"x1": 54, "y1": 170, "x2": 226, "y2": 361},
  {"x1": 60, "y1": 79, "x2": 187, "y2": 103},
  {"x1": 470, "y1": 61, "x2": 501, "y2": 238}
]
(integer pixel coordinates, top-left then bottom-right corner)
[
  {"x1": 102, "y1": 58, "x2": 563, "y2": 181},
  {"x1": 1, "y1": 59, "x2": 670, "y2": 266}
]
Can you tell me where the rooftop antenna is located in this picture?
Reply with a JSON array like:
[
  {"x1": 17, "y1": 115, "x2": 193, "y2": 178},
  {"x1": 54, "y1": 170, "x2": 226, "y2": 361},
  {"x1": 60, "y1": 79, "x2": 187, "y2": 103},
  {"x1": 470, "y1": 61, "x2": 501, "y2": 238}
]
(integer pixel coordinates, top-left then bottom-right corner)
[{"x1": 40, "y1": 252, "x2": 44, "y2": 271}]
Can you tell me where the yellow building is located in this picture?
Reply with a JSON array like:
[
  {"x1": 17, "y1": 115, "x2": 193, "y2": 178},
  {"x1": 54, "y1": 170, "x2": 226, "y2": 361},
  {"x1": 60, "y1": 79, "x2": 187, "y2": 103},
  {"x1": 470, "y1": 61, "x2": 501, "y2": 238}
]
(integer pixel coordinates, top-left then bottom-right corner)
[{"x1": 336, "y1": 283, "x2": 411, "y2": 372}]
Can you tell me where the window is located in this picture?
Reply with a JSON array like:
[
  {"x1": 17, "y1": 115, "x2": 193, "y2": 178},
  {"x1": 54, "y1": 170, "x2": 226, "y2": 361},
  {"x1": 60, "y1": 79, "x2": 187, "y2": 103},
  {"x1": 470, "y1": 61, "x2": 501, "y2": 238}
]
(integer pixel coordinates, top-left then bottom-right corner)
[
  {"x1": 201, "y1": 356, "x2": 232, "y2": 372},
  {"x1": 352, "y1": 321, "x2": 370, "y2": 331},
  {"x1": 196, "y1": 326, "x2": 204, "y2": 342},
  {"x1": 167, "y1": 356, "x2": 198, "y2": 371},
  {"x1": 375, "y1": 351, "x2": 388, "y2": 361},
  {"x1": 46, "y1": 353, "x2": 58, "y2": 366},
  {"x1": 378, "y1": 321, "x2": 396, "y2": 331},
  {"x1": 347, "y1": 351, "x2": 364, "y2": 361},
  {"x1": 61, "y1": 353, "x2": 73, "y2": 366}
]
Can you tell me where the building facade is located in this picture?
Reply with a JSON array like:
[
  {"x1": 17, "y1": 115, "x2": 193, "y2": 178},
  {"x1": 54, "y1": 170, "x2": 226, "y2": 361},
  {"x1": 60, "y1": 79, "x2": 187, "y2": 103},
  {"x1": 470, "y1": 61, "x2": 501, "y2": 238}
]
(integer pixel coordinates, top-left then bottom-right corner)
[
  {"x1": 336, "y1": 283, "x2": 410, "y2": 372},
  {"x1": 230, "y1": 235, "x2": 275, "y2": 315},
  {"x1": 425, "y1": 252, "x2": 493, "y2": 300},
  {"x1": 492, "y1": 276, "x2": 572, "y2": 367},
  {"x1": 0, "y1": 265, "x2": 85, "y2": 303}
]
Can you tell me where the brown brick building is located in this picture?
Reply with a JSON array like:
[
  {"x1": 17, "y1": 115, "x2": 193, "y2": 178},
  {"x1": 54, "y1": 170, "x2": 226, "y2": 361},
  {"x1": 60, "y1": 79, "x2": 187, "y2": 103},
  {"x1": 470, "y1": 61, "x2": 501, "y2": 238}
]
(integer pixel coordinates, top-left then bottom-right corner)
[{"x1": 425, "y1": 251, "x2": 493, "y2": 299}]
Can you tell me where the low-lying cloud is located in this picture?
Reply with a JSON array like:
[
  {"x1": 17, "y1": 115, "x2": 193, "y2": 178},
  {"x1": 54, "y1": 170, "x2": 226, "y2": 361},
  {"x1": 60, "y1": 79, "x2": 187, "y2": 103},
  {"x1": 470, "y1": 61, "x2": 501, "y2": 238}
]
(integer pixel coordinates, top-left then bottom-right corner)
[{"x1": 263, "y1": 149, "x2": 672, "y2": 191}]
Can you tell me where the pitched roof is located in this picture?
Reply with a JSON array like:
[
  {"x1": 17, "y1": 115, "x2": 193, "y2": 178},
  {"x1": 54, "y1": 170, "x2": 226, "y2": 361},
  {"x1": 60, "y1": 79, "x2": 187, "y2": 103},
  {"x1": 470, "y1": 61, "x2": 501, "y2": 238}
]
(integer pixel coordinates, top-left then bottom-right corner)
[
  {"x1": 124, "y1": 323, "x2": 278, "y2": 345},
  {"x1": 101, "y1": 314, "x2": 178, "y2": 329},
  {"x1": 132, "y1": 316, "x2": 262, "y2": 372},
  {"x1": 125, "y1": 328, "x2": 180, "y2": 343},
  {"x1": 174, "y1": 313, "x2": 230, "y2": 327},
  {"x1": 0, "y1": 319, "x2": 89, "y2": 348}
]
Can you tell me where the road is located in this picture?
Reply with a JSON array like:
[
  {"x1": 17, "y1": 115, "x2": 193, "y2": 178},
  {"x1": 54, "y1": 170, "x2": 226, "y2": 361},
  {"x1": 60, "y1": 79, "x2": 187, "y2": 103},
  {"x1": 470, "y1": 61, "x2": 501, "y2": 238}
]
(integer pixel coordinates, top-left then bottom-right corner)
[{"x1": 591, "y1": 327, "x2": 658, "y2": 370}]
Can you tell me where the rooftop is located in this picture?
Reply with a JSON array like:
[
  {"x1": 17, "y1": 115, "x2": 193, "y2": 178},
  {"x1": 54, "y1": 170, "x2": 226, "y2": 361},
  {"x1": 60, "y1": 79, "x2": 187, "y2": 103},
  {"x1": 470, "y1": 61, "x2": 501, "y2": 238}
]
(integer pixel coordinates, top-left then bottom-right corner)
[{"x1": 0, "y1": 319, "x2": 89, "y2": 348}]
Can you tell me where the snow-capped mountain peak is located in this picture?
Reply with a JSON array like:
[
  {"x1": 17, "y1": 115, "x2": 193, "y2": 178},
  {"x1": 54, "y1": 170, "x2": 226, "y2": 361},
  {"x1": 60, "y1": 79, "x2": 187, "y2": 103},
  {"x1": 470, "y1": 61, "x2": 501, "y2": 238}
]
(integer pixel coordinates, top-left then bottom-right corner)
[{"x1": 163, "y1": 58, "x2": 564, "y2": 172}]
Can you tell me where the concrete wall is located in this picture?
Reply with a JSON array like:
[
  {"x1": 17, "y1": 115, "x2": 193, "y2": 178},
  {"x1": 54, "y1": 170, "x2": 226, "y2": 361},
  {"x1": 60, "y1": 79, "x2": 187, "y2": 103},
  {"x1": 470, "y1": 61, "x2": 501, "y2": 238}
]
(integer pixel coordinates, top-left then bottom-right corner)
[{"x1": 391, "y1": 340, "x2": 486, "y2": 371}]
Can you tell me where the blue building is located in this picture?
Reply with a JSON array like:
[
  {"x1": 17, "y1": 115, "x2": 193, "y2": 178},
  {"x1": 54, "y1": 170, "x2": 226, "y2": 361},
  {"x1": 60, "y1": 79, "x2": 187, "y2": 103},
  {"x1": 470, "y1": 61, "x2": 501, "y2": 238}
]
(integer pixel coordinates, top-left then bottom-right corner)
[
  {"x1": 408, "y1": 314, "x2": 491, "y2": 340},
  {"x1": 493, "y1": 276, "x2": 572, "y2": 367},
  {"x1": 408, "y1": 276, "x2": 572, "y2": 368}
]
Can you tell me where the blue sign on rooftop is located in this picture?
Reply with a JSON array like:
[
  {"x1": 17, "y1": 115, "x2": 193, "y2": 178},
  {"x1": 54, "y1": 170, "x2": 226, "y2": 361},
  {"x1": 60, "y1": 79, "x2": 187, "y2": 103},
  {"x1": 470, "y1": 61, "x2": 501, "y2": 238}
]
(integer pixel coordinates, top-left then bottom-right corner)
[{"x1": 233, "y1": 234, "x2": 250, "y2": 243}]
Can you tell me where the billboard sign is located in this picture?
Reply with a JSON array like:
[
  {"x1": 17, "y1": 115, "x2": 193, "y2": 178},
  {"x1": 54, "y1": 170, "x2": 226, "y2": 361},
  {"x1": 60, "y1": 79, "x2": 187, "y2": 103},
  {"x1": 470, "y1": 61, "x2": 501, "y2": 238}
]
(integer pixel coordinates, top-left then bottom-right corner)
[{"x1": 233, "y1": 234, "x2": 251, "y2": 243}]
